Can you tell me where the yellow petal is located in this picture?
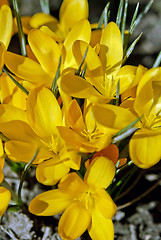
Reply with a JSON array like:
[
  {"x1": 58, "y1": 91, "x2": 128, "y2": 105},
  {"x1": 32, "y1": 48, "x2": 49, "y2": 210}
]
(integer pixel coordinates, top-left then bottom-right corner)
[
  {"x1": 0, "y1": 73, "x2": 26, "y2": 110},
  {"x1": 94, "y1": 189, "x2": 117, "y2": 218},
  {"x1": 0, "y1": 187, "x2": 11, "y2": 216},
  {"x1": 58, "y1": 172, "x2": 87, "y2": 196},
  {"x1": 134, "y1": 67, "x2": 161, "y2": 117},
  {"x1": 90, "y1": 29, "x2": 102, "y2": 48},
  {"x1": 36, "y1": 159, "x2": 70, "y2": 185},
  {"x1": 28, "y1": 29, "x2": 61, "y2": 76},
  {"x1": 99, "y1": 22, "x2": 123, "y2": 75},
  {"x1": 84, "y1": 156, "x2": 115, "y2": 189},
  {"x1": 0, "y1": 104, "x2": 27, "y2": 123},
  {"x1": 129, "y1": 128, "x2": 161, "y2": 168},
  {"x1": 0, "y1": 1, "x2": 9, "y2": 7},
  {"x1": 0, "y1": 139, "x2": 4, "y2": 183},
  {"x1": 4, "y1": 51, "x2": 52, "y2": 86},
  {"x1": 58, "y1": 201, "x2": 91, "y2": 240},
  {"x1": 65, "y1": 99, "x2": 85, "y2": 131},
  {"x1": 59, "y1": 0, "x2": 89, "y2": 31},
  {"x1": 29, "y1": 12, "x2": 58, "y2": 29},
  {"x1": 0, "y1": 120, "x2": 39, "y2": 142},
  {"x1": 0, "y1": 41, "x2": 5, "y2": 73},
  {"x1": 0, "y1": 4, "x2": 13, "y2": 49},
  {"x1": 39, "y1": 26, "x2": 63, "y2": 42},
  {"x1": 63, "y1": 19, "x2": 91, "y2": 68},
  {"x1": 5, "y1": 140, "x2": 51, "y2": 164},
  {"x1": 92, "y1": 103, "x2": 141, "y2": 130},
  {"x1": 116, "y1": 65, "x2": 137, "y2": 94},
  {"x1": 64, "y1": 149, "x2": 81, "y2": 170},
  {"x1": 13, "y1": 16, "x2": 32, "y2": 35},
  {"x1": 58, "y1": 126, "x2": 97, "y2": 153},
  {"x1": 73, "y1": 40, "x2": 104, "y2": 94},
  {"x1": 88, "y1": 206, "x2": 114, "y2": 240},
  {"x1": 60, "y1": 68, "x2": 102, "y2": 100},
  {"x1": 29, "y1": 189, "x2": 72, "y2": 216},
  {"x1": 27, "y1": 87, "x2": 62, "y2": 137}
]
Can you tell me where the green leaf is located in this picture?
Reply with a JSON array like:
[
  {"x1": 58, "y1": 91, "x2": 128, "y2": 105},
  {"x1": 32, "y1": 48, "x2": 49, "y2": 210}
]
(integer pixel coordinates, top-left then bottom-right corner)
[
  {"x1": 116, "y1": 0, "x2": 124, "y2": 29},
  {"x1": 115, "y1": 80, "x2": 120, "y2": 106},
  {"x1": 152, "y1": 51, "x2": 161, "y2": 68},
  {"x1": 123, "y1": 32, "x2": 142, "y2": 63},
  {"x1": 75, "y1": 47, "x2": 88, "y2": 76},
  {"x1": 7, "y1": 204, "x2": 20, "y2": 212},
  {"x1": 129, "y1": 2, "x2": 140, "y2": 34},
  {"x1": 134, "y1": 0, "x2": 154, "y2": 29},
  {"x1": 2, "y1": 68, "x2": 29, "y2": 95},
  {"x1": 80, "y1": 63, "x2": 87, "y2": 78},
  {"x1": 39, "y1": 0, "x2": 50, "y2": 14},
  {"x1": 97, "y1": 2, "x2": 110, "y2": 29},
  {"x1": 121, "y1": 0, "x2": 128, "y2": 44},
  {"x1": 112, "y1": 115, "x2": 142, "y2": 141},
  {"x1": 12, "y1": 0, "x2": 27, "y2": 56},
  {"x1": 18, "y1": 148, "x2": 39, "y2": 206},
  {"x1": 51, "y1": 56, "x2": 62, "y2": 96}
]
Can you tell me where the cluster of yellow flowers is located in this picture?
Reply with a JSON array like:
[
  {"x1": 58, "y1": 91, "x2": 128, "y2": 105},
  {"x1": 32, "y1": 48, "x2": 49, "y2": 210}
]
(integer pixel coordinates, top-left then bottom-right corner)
[{"x1": 0, "y1": 0, "x2": 160, "y2": 239}]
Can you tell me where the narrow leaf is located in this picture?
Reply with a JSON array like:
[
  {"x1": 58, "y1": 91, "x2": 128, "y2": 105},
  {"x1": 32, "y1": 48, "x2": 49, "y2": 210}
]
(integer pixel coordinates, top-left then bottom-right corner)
[
  {"x1": 152, "y1": 51, "x2": 161, "y2": 68},
  {"x1": 112, "y1": 115, "x2": 142, "y2": 139},
  {"x1": 97, "y1": 2, "x2": 110, "y2": 29},
  {"x1": 129, "y1": 2, "x2": 139, "y2": 34},
  {"x1": 134, "y1": 0, "x2": 154, "y2": 29},
  {"x1": 18, "y1": 148, "x2": 39, "y2": 206},
  {"x1": 121, "y1": 0, "x2": 128, "y2": 44},
  {"x1": 123, "y1": 32, "x2": 142, "y2": 63},
  {"x1": 39, "y1": 0, "x2": 50, "y2": 14},
  {"x1": 75, "y1": 47, "x2": 88, "y2": 76},
  {"x1": 116, "y1": 0, "x2": 124, "y2": 29},
  {"x1": 51, "y1": 56, "x2": 62, "y2": 96},
  {"x1": 2, "y1": 68, "x2": 29, "y2": 95},
  {"x1": 12, "y1": 0, "x2": 27, "y2": 56}
]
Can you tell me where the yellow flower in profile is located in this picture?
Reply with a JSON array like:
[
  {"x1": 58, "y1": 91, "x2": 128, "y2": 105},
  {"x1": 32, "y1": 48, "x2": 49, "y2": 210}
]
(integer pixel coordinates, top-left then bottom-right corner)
[
  {"x1": 29, "y1": 156, "x2": 116, "y2": 240},
  {"x1": 129, "y1": 67, "x2": 161, "y2": 168},
  {"x1": 60, "y1": 22, "x2": 138, "y2": 103},
  {"x1": 0, "y1": 139, "x2": 11, "y2": 217}
]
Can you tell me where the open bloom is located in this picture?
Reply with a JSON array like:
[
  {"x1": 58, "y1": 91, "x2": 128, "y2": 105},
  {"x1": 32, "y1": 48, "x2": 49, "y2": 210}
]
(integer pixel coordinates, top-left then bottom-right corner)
[
  {"x1": 0, "y1": 87, "x2": 81, "y2": 185},
  {"x1": 29, "y1": 156, "x2": 116, "y2": 240},
  {"x1": 57, "y1": 99, "x2": 116, "y2": 153},
  {"x1": 60, "y1": 22, "x2": 138, "y2": 103}
]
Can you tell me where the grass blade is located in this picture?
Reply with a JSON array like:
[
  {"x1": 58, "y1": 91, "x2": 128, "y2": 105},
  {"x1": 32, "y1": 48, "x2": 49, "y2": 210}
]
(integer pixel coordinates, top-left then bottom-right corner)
[
  {"x1": 116, "y1": 0, "x2": 124, "y2": 29},
  {"x1": 152, "y1": 51, "x2": 161, "y2": 68},
  {"x1": 12, "y1": 0, "x2": 27, "y2": 56}
]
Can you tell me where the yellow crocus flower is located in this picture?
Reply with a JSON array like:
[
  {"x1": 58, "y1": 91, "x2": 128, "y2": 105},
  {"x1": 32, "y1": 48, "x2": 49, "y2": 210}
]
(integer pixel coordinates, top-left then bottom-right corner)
[
  {"x1": 57, "y1": 99, "x2": 117, "y2": 153},
  {"x1": 29, "y1": 156, "x2": 116, "y2": 240},
  {"x1": 60, "y1": 22, "x2": 138, "y2": 103},
  {"x1": 0, "y1": 87, "x2": 81, "y2": 185}
]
